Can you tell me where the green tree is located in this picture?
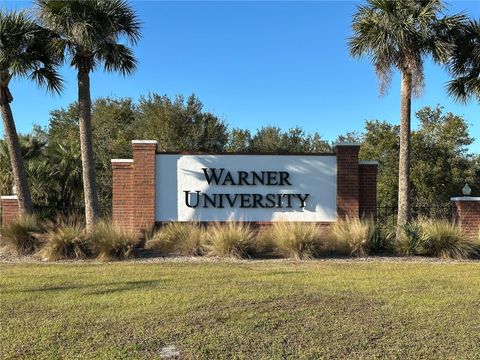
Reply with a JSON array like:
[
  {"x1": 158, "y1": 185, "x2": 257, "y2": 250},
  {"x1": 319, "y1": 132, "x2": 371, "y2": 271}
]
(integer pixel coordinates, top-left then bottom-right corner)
[
  {"x1": 136, "y1": 94, "x2": 228, "y2": 152},
  {"x1": 37, "y1": 0, "x2": 141, "y2": 231},
  {"x1": 227, "y1": 128, "x2": 252, "y2": 152},
  {"x1": 0, "y1": 10, "x2": 62, "y2": 214},
  {"x1": 447, "y1": 19, "x2": 480, "y2": 102},
  {"x1": 349, "y1": 0, "x2": 463, "y2": 239}
]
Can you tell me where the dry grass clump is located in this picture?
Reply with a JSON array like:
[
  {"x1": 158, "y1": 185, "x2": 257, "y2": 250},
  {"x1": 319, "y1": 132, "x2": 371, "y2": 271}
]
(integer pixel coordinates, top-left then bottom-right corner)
[
  {"x1": 38, "y1": 217, "x2": 89, "y2": 260},
  {"x1": 262, "y1": 222, "x2": 326, "y2": 259},
  {"x1": 328, "y1": 217, "x2": 375, "y2": 256},
  {"x1": 418, "y1": 219, "x2": 479, "y2": 259},
  {"x1": 146, "y1": 222, "x2": 205, "y2": 256},
  {"x1": 89, "y1": 222, "x2": 135, "y2": 261},
  {"x1": 204, "y1": 222, "x2": 255, "y2": 258},
  {"x1": 0, "y1": 214, "x2": 42, "y2": 255}
]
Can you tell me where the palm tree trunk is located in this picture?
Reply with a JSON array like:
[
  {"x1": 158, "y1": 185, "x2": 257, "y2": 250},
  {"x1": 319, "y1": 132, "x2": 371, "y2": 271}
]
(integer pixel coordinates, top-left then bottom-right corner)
[
  {"x1": 0, "y1": 93, "x2": 33, "y2": 215},
  {"x1": 77, "y1": 69, "x2": 99, "y2": 231},
  {"x1": 396, "y1": 71, "x2": 412, "y2": 240}
]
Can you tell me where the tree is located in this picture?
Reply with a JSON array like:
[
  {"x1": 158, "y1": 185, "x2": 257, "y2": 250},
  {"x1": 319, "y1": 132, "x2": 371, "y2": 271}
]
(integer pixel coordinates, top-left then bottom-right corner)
[
  {"x1": 0, "y1": 10, "x2": 62, "y2": 214},
  {"x1": 136, "y1": 94, "x2": 228, "y2": 152},
  {"x1": 349, "y1": 0, "x2": 463, "y2": 239},
  {"x1": 37, "y1": 0, "x2": 141, "y2": 231},
  {"x1": 447, "y1": 19, "x2": 480, "y2": 102}
]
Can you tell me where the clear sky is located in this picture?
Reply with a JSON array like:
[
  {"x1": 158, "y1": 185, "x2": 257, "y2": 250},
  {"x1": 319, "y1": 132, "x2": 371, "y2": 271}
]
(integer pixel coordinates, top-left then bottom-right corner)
[{"x1": 2, "y1": 0, "x2": 479, "y2": 153}]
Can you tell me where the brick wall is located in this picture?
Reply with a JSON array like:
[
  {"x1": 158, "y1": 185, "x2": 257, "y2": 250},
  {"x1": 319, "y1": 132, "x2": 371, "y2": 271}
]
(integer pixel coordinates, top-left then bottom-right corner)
[
  {"x1": 1, "y1": 196, "x2": 19, "y2": 226},
  {"x1": 451, "y1": 198, "x2": 480, "y2": 237},
  {"x1": 335, "y1": 144, "x2": 360, "y2": 219},
  {"x1": 111, "y1": 140, "x2": 157, "y2": 238},
  {"x1": 359, "y1": 162, "x2": 378, "y2": 219}
]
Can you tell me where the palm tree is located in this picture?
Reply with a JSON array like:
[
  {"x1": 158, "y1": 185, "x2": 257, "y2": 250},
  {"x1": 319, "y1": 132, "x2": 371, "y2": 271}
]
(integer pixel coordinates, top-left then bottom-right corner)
[
  {"x1": 0, "y1": 10, "x2": 62, "y2": 215},
  {"x1": 348, "y1": 0, "x2": 463, "y2": 240},
  {"x1": 447, "y1": 20, "x2": 480, "y2": 103},
  {"x1": 36, "y1": 0, "x2": 141, "y2": 231}
]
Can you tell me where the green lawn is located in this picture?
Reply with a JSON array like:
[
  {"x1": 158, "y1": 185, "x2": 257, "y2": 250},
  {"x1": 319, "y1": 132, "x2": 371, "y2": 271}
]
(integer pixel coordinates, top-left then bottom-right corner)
[{"x1": 1, "y1": 260, "x2": 479, "y2": 359}]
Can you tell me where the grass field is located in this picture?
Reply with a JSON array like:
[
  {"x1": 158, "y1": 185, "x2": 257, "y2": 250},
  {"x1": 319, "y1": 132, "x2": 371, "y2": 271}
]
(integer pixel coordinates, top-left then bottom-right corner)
[{"x1": 1, "y1": 259, "x2": 479, "y2": 359}]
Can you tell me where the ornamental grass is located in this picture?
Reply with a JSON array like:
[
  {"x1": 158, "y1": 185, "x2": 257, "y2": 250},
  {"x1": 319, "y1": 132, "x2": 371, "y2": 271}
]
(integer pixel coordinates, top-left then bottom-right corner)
[
  {"x1": 146, "y1": 222, "x2": 205, "y2": 256},
  {"x1": 204, "y1": 222, "x2": 255, "y2": 258},
  {"x1": 88, "y1": 221, "x2": 135, "y2": 261},
  {"x1": 328, "y1": 217, "x2": 376, "y2": 256},
  {"x1": 262, "y1": 222, "x2": 327, "y2": 259},
  {"x1": 0, "y1": 214, "x2": 43, "y2": 255}
]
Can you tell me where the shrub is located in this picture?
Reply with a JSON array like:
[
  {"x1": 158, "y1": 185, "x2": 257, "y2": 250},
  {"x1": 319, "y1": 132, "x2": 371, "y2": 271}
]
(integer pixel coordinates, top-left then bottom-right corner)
[
  {"x1": 204, "y1": 222, "x2": 255, "y2": 258},
  {"x1": 328, "y1": 218, "x2": 375, "y2": 256},
  {"x1": 0, "y1": 215, "x2": 42, "y2": 255},
  {"x1": 369, "y1": 224, "x2": 394, "y2": 254},
  {"x1": 38, "y1": 217, "x2": 89, "y2": 261},
  {"x1": 395, "y1": 222, "x2": 426, "y2": 256},
  {"x1": 89, "y1": 222, "x2": 135, "y2": 261},
  {"x1": 146, "y1": 222, "x2": 204, "y2": 256},
  {"x1": 419, "y1": 219, "x2": 479, "y2": 259},
  {"x1": 263, "y1": 222, "x2": 326, "y2": 259}
]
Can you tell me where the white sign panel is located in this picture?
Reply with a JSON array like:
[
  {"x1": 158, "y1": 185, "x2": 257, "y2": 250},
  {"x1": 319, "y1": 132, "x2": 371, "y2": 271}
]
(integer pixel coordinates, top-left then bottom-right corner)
[{"x1": 156, "y1": 154, "x2": 337, "y2": 222}]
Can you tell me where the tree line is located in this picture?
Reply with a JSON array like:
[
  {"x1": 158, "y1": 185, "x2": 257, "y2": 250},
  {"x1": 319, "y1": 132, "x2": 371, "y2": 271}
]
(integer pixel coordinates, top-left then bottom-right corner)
[
  {"x1": 1, "y1": 0, "x2": 479, "y2": 238},
  {"x1": 1, "y1": 95, "x2": 478, "y2": 219}
]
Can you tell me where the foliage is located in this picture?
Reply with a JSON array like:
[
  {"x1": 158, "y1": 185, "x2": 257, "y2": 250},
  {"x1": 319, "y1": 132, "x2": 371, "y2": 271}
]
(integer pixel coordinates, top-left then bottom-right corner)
[
  {"x1": 38, "y1": 217, "x2": 89, "y2": 260},
  {"x1": 204, "y1": 222, "x2": 255, "y2": 258},
  {"x1": 146, "y1": 222, "x2": 205, "y2": 256},
  {"x1": 262, "y1": 222, "x2": 326, "y2": 259},
  {"x1": 136, "y1": 94, "x2": 229, "y2": 152},
  {"x1": 447, "y1": 20, "x2": 480, "y2": 103},
  {"x1": 0, "y1": 215, "x2": 42, "y2": 255},
  {"x1": 395, "y1": 222, "x2": 425, "y2": 256},
  {"x1": 88, "y1": 222, "x2": 135, "y2": 261},
  {"x1": 419, "y1": 219, "x2": 479, "y2": 259},
  {"x1": 329, "y1": 218, "x2": 376, "y2": 256}
]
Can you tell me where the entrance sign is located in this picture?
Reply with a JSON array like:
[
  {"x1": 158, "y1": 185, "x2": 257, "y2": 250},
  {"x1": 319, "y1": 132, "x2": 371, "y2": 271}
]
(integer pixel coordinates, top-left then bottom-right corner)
[
  {"x1": 110, "y1": 140, "x2": 378, "y2": 236},
  {"x1": 156, "y1": 154, "x2": 337, "y2": 222}
]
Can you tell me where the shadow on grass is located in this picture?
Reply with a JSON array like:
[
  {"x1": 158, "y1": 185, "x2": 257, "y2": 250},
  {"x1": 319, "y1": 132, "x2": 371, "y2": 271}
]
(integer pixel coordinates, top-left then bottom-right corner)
[{"x1": 5, "y1": 279, "x2": 165, "y2": 295}]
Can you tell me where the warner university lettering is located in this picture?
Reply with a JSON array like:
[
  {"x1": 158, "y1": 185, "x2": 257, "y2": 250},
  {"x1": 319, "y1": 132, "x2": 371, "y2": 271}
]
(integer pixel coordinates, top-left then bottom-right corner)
[
  {"x1": 184, "y1": 168, "x2": 310, "y2": 209},
  {"x1": 111, "y1": 141, "x2": 379, "y2": 234}
]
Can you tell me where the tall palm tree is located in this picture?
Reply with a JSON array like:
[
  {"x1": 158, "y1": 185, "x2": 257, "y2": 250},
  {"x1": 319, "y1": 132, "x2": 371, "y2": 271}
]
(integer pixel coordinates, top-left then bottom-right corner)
[
  {"x1": 36, "y1": 0, "x2": 141, "y2": 231},
  {"x1": 0, "y1": 10, "x2": 62, "y2": 215},
  {"x1": 447, "y1": 19, "x2": 480, "y2": 103},
  {"x1": 348, "y1": 0, "x2": 463, "y2": 240}
]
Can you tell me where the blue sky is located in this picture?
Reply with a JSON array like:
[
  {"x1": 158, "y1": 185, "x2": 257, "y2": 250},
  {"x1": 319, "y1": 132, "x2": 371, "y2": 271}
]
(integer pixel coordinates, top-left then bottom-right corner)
[{"x1": 2, "y1": 0, "x2": 479, "y2": 152}]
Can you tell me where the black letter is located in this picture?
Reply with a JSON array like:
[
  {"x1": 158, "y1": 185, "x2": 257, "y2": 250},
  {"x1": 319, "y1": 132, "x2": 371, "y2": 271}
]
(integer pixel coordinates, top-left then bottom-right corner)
[
  {"x1": 202, "y1": 168, "x2": 224, "y2": 185},
  {"x1": 185, "y1": 191, "x2": 200, "y2": 208},
  {"x1": 279, "y1": 171, "x2": 292, "y2": 186},
  {"x1": 297, "y1": 194, "x2": 309, "y2": 208}
]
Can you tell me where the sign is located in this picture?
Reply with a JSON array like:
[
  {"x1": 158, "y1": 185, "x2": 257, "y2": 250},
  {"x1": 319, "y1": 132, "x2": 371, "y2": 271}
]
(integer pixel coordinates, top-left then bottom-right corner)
[{"x1": 156, "y1": 154, "x2": 337, "y2": 222}]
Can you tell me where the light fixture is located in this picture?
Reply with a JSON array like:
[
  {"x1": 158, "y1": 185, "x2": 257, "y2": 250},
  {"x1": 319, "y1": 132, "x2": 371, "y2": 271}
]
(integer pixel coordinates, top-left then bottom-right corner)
[
  {"x1": 462, "y1": 183, "x2": 471, "y2": 196},
  {"x1": 12, "y1": 185, "x2": 17, "y2": 195}
]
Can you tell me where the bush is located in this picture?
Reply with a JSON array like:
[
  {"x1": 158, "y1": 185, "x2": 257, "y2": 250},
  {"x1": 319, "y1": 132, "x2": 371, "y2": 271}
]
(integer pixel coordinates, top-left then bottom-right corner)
[
  {"x1": 146, "y1": 222, "x2": 204, "y2": 256},
  {"x1": 0, "y1": 215, "x2": 42, "y2": 255},
  {"x1": 89, "y1": 222, "x2": 135, "y2": 261},
  {"x1": 368, "y1": 224, "x2": 394, "y2": 254},
  {"x1": 419, "y1": 219, "x2": 479, "y2": 259},
  {"x1": 328, "y1": 218, "x2": 375, "y2": 256},
  {"x1": 38, "y1": 217, "x2": 89, "y2": 261},
  {"x1": 395, "y1": 222, "x2": 426, "y2": 256},
  {"x1": 204, "y1": 222, "x2": 255, "y2": 258},
  {"x1": 263, "y1": 222, "x2": 326, "y2": 259}
]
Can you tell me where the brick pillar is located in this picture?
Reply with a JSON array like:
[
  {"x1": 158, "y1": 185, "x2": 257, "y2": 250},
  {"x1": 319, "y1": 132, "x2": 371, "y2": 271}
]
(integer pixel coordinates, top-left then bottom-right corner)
[
  {"x1": 359, "y1": 161, "x2": 378, "y2": 219},
  {"x1": 1, "y1": 195, "x2": 20, "y2": 227},
  {"x1": 111, "y1": 160, "x2": 134, "y2": 232},
  {"x1": 451, "y1": 197, "x2": 480, "y2": 237},
  {"x1": 335, "y1": 143, "x2": 360, "y2": 219},
  {"x1": 132, "y1": 140, "x2": 157, "y2": 237}
]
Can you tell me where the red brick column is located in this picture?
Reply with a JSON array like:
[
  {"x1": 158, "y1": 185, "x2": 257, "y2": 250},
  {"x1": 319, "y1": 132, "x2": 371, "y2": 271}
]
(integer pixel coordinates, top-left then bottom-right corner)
[
  {"x1": 1, "y1": 196, "x2": 20, "y2": 227},
  {"x1": 335, "y1": 143, "x2": 360, "y2": 219},
  {"x1": 359, "y1": 161, "x2": 378, "y2": 219},
  {"x1": 451, "y1": 197, "x2": 480, "y2": 237},
  {"x1": 132, "y1": 141, "x2": 157, "y2": 236},
  {"x1": 111, "y1": 160, "x2": 134, "y2": 232},
  {"x1": 111, "y1": 140, "x2": 157, "y2": 239}
]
